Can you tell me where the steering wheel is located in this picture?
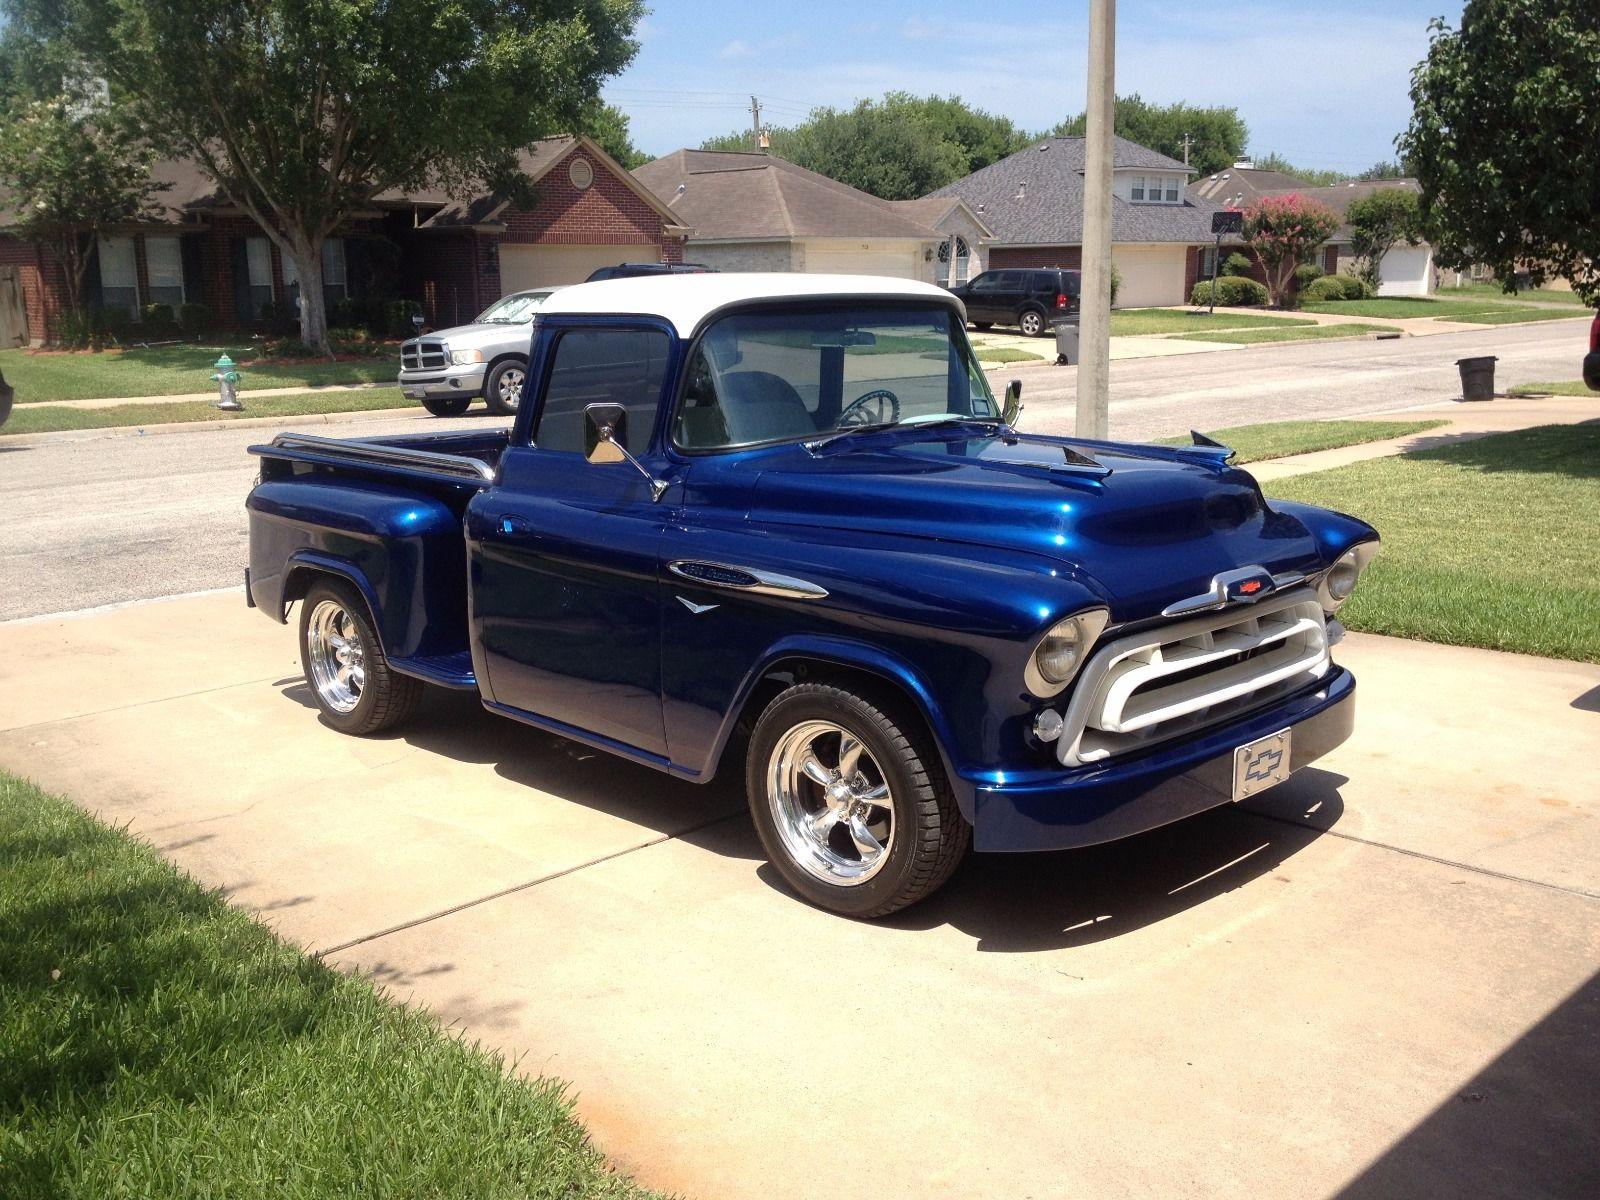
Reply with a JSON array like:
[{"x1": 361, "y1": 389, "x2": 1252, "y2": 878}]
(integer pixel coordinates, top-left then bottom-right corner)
[{"x1": 838, "y1": 388, "x2": 900, "y2": 428}]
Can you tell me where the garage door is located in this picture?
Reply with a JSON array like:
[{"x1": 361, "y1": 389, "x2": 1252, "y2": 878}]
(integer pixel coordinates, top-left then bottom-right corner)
[
  {"x1": 500, "y1": 243, "x2": 660, "y2": 290},
  {"x1": 1111, "y1": 245, "x2": 1189, "y2": 308},
  {"x1": 802, "y1": 241, "x2": 921, "y2": 280},
  {"x1": 1378, "y1": 245, "x2": 1433, "y2": 297}
]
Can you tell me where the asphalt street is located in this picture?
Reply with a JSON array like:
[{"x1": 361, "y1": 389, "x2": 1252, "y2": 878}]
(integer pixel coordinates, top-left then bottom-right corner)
[{"x1": 0, "y1": 316, "x2": 1587, "y2": 621}]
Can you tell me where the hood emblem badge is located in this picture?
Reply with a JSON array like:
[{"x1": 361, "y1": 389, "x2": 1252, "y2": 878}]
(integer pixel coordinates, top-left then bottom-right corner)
[{"x1": 1162, "y1": 565, "x2": 1280, "y2": 617}]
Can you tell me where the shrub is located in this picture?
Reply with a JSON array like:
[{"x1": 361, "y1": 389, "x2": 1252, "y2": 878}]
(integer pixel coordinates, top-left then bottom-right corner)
[
  {"x1": 1221, "y1": 252, "x2": 1254, "y2": 277},
  {"x1": 1301, "y1": 276, "x2": 1349, "y2": 302},
  {"x1": 177, "y1": 302, "x2": 214, "y2": 334},
  {"x1": 259, "y1": 299, "x2": 298, "y2": 335},
  {"x1": 1294, "y1": 263, "x2": 1325, "y2": 289},
  {"x1": 1190, "y1": 276, "x2": 1270, "y2": 307},
  {"x1": 383, "y1": 299, "x2": 424, "y2": 339},
  {"x1": 331, "y1": 296, "x2": 389, "y2": 335},
  {"x1": 258, "y1": 337, "x2": 321, "y2": 359},
  {"x1": 1342, "y1": 274, "x2": 1375, "y2": 299},
  {"x1": 328, "y1": 327, "x2": 387, "y2": 357},
  {"x1": 140, "y1": 303, "x2": 178, "y2": 335},
  {"x1": 53, "y1": 309, "x2": 96, "y2": 349},
  {"x1": 1110, "y1": 263, "x2": 1122, "y2": 308}
]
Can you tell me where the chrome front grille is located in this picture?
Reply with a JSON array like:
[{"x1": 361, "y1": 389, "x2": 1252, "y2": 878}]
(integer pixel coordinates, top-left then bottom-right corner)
[
  {"x1": 400, "y1": 338, "x2": 447, "y2": 370},
  {"x1": 1055, "y1": 591, "x2": 1331, "y2": 766}
]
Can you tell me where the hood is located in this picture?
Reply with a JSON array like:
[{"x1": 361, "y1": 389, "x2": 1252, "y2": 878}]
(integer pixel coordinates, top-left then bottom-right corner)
[
  {"x1": 745, "y1": 429, "x2": 1333, "y2": 621},
  {"x1": 426, "y1": 320, "x2": 531, "y2": 345}
]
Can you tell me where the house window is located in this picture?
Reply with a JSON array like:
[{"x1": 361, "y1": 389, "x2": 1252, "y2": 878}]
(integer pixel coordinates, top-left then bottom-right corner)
[
  {"x1": 246, "y1": 237, "x2": 274, "y2": 316},
  {"x1": 97, "y1": 235, "x2": 139, "y2": 313},
  {"x1": 282, "y1": 237, "x2": 348, "y2": 310},
  {"x1": 145, "y1": 235, "x2": 185, "y2": 306},
  {"x1": 1199, "y1": 246, "x2": 1217, "y2": 278},
  {"x1": 1130, "y1": 175, "x2": 1146, "y2": 201},
  {"x1": 937, "y1": 236, "x2": 972, "y2": 286},
  {"x1": 1164, "y1": 177, "x2": 1180, "y2": 202}
]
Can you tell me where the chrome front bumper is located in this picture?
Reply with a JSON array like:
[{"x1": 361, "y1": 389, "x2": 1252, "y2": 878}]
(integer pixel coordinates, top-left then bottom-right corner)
[{"x1": 397, "y1": 364, "x2": 486, "y2": 401}]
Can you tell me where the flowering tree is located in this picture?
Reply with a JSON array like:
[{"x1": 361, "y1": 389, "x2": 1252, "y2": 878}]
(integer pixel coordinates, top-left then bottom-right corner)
[{"x1": 1243, "y1": 195, "x2": 1342, "y2": 307}]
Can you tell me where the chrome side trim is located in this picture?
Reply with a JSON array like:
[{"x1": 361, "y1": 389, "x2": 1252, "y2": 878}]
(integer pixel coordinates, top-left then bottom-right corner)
[
  {"x1": 667, "y1": 560, "x2": 829, "y2": 601},
  {"x1": 261, "y1": 433, "x2": 496, "y2": 483}
]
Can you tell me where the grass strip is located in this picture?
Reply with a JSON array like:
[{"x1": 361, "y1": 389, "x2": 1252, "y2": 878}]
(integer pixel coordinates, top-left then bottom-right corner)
[
  {"x1": 1108, "y1": 309, "x2": 1314, "y2": 336},
  {"x1": 1266, "y1": 423, "x2": 1600, "y2": 662},
  {"x1": 1173, "y1": 323, "x2": 1400, "y2": 344},
  {"x1": 1, "y1": 389, "x2": 423, "y2": 436},
  {"x1": 1158, "y1": 418, "x2": 1447, "y2": 464},
  {"x1": 975, "y1": 346, "x2": 1045, "y2": 363},
  {"x1": 0, "y1": 771, "x2": 661, "y2": 1199},
  {"x1": 1, "y1": 345, "x2": 395, "y2": 403},
  {"x1": 1507, "y1": 380, "x2": 1599, "y2": 398},
  {"x1": 1448, "y1": 308, "x2": 1591, "y2": 326}
]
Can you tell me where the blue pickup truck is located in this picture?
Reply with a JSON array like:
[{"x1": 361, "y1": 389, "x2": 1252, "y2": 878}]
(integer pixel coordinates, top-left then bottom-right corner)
[{"x1": 246, "y1": 275, "x2": 1378, "y2": 918}]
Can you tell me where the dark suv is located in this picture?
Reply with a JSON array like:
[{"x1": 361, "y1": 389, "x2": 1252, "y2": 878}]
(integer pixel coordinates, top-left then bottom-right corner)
[
  {"x1": 948, "y1": 268, "x2": 1080, "y2": 337},
  {"x1": 586, "y1": 262, "x2": 716, "y2": 281}
]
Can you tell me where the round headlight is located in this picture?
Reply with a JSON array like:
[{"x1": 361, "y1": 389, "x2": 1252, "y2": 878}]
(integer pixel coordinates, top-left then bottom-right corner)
[
  {"x1": 1319, "y1": 541, "x2": 1379, "y2": 612},
  {"x1": 1025, "y1": 608, "x2": 1109, "y2": 698}
]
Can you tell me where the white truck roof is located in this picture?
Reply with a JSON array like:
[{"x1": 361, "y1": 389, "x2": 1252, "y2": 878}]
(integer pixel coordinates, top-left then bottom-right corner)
[{"x1": 536, "y1": 273, "x2": 961, "y2": 336}]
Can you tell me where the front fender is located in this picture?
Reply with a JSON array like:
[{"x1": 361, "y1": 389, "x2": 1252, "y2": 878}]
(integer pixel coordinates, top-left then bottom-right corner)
[
  {"x1": 1269, "y1": 499, "x2": 1380, "y2": 564},
  {"x1": 697, "y1": 632, "x2": 977, "y2": 819}
]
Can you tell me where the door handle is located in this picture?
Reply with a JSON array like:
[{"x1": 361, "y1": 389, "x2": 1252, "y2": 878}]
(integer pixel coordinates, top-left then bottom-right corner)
[{"x1": 496, "y1": 514, "x2": 533, "y2": 536}]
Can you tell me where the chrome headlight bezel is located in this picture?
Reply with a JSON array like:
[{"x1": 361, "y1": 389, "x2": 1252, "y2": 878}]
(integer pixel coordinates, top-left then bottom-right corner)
[
  {"x1": 1024, "y1": 607, "x2": 1110, "y2": 699},
  {"x1": 1318, "y1": 540, "x2": 1380, "y2": 612},
  {"x1": 449, "y1": 347, "x2": 485, "y2": 366}
]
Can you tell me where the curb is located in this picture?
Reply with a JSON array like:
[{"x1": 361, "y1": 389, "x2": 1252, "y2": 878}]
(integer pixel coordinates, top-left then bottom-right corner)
[{"x1": 1, "y1": 405, "x2": 445, "y2": 445}]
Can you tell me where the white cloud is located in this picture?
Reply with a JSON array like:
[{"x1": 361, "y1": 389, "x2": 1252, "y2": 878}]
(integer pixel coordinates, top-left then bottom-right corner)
[{"x1": 718, "y1": 39, "x2": 752, "y2": 61}]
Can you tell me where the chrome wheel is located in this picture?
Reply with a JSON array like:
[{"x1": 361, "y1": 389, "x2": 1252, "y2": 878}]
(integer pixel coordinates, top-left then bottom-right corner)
[
  {"x1": 767, "y1": 720, "x2": 895, "y2": 886},
  {"x1": 305, "y1": 599, "x2": 365, "y2": 714},
  {"x1": 494, "y1": 365, "x2": 525, "y2": 410},
  {"x1": 1020, "y1": 310, "x2": 1045, "y2": 336}
]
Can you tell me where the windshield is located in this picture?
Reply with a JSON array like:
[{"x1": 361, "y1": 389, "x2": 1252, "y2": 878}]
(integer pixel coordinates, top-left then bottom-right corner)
[
  {"x1": 475, "y1": 291, "x2": 550, "y2": 324},
  {"x1": 674, "y1": 306, "x2": 997, "y2": 451}
]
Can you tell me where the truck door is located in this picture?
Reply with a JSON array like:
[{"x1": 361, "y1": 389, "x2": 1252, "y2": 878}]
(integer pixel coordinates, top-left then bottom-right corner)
[{"x1": 466, "y1": 323, "x2": 678, "y2": 760}]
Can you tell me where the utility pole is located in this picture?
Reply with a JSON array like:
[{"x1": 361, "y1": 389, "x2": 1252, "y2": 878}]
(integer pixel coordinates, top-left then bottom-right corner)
[
  {"x1": 1076, "y1": 0, "x2": 1115, "y2": 441},
  {"x1": 1182, "y1": 132, "x2": 1192, "y2": 166},
  {"x1": 749, "y1": 95, "x2": 763, "y2": 151}
]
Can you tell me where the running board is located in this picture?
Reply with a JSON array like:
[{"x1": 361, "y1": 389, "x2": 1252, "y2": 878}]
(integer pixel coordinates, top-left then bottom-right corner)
[{"x1": 390, "y1": 650, "x2": 477, "y2": 690}]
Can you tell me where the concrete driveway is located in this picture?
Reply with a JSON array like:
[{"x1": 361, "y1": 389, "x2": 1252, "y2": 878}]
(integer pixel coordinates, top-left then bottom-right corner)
[{"x1": 1, "y1": 593, "x2": 1597, "y2": 1199}]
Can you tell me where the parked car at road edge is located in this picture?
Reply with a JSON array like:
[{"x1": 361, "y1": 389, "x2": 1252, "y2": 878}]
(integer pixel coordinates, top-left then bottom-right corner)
[
  {"x1": 1584, "y1": 311, "x2": 1599, "y2": 391},
  {"x1": 248, "y1": 274, "x2": 1378, "y2": 918},
  {"x1": 398, "y1": 288, "x2": 560, "y2": 417},
  {"x1": 947, "y1": 267, "x2": 1080, "y2": 337}
]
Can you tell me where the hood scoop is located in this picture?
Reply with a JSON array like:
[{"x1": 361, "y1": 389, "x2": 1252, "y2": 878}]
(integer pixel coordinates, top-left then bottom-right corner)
[{"x1": 988, "y1": 441, "x2": 1112, "y2": 478}]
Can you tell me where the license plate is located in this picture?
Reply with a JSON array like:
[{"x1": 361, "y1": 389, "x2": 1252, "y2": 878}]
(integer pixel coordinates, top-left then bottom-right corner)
[
  {"x1": 404, "y1": 388, "x2": 426, "y2": 400},
  {"x1": 1233, "y1": 728, "x2": 1293, "y2": 801}
]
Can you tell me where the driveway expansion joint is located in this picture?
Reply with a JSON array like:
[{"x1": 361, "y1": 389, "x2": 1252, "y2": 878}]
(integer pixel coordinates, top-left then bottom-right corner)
[{"x1": 315, "y1": 807, "x2": 748, "y2": 957}]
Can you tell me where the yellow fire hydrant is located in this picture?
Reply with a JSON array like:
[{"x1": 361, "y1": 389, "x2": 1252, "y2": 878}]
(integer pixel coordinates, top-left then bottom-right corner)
[{"x1": 212, "y1": 353, "x2": 242, "y2": 412}]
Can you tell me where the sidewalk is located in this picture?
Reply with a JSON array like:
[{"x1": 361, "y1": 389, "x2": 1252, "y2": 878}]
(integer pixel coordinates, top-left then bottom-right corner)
[
  {"x1": 1249, "y1": 394, "x2": 1599, "y2": 481},
  {"x1": 1195, "y1": 304, "x2": 1589, "y2": 338}
]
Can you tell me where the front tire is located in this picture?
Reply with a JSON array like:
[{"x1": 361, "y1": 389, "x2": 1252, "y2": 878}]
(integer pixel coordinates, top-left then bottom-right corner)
[
  {"x1": 298, "y1": 579, "x2": 422, "y2": 736},
  {"x1": 482, "y1": 358, "x2": 527, "y2": 416},
  {"x1": 746, "y1": 681, "x2": 969, "y2": 918},
  {"x1": 422, "y1": 395, "x2": 472, "y2": 417}
]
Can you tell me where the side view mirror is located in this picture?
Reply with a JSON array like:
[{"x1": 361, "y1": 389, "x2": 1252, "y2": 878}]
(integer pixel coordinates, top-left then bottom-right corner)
[
  {"x1": 1002, "y1": 378, "x2": 1023, "y2": 427},
  {"x1": 583, "y1": 403, "x2": 668, "y2": 502}
]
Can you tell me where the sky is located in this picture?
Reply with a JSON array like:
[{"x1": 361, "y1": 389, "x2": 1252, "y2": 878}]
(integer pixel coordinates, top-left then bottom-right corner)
[{"x1": 605, "y1": 0, "x2": 1467, "y2": 174}]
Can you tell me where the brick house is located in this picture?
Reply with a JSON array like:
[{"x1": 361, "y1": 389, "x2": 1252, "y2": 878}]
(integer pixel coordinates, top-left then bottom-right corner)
[
  {"x1": 0, "y1": 135, "x2": 688, "y2": 347},
  {"x1": 926, "y1": 136, "x2": 1245, "y2": 308}
]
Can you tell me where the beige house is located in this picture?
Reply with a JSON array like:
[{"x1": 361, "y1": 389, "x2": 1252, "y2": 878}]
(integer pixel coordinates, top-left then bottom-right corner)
[{"x1": 634, "y1": 150, "x2": 992, "y2": 285}]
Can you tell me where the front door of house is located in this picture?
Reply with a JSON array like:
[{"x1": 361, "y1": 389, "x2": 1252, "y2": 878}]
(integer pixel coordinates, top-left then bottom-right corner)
[{"x1": 0, "y1": 266, "x2": 27, "y2": 349}]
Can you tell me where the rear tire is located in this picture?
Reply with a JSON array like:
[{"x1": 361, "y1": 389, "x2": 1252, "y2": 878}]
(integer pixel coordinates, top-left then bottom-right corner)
[
  {"x1": 483, "y1": 358, "x2": 527, "y2": 416},
  {"x1": 422, "y1": 395, "x2": 472, "y2": 417},
  {"x1": 746, "y1": 681, "x2": 969, "y2": 918},
  {"x1": 1018, "y1": 308, "x2": 1048, "y2": 337},
  {"x1": 298, "y1": 579, "x2": 422, "y2": 736}
]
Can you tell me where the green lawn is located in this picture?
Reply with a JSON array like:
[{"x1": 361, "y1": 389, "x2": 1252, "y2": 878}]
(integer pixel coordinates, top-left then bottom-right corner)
[
  {"x1": 1298, "y1": 297, "x2": 1513, "y2": 320},
  {"x1": 1157, "y1": 418, "x2": 1447, "y2": 464},
  {"x1": 0, "y1": 772, "x2": 659, "y2": 1200},
  {"x1": 1508, "y1": 380, "x2": 1600, "y2": 398},
  {"x1": 1266, "y1": 424, "x2": 1600, "y2": 661},
  {"x1": 0, "y1": 345, "x2": 396, "y2": 402},
  {"x1": 1, "y1": 389, "x2": 422, "y2": 436},
  {"x1": 975, "y1": 346, "x2": 1045, "y2": 363},
  {"x1": 1450, "y1": 307, "x2": 1591, "y2": 326},
  {"x1": 1174, "y1": 322, "x2": 1400, "y2": 344},
  {"x1": 1109, "y1": 308, "x2": 1314, "y2": 336},
  {"x1": 1438, "y1": 282, "x2": 1589, "y2": 306}
]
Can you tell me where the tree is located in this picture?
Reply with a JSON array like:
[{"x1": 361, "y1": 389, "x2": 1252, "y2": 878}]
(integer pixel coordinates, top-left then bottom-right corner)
[
  {"x1": 1346, "y1": 189, "x2": 1423, "y2": 288},
  {"x1": 1242, "y1": 194, "x2": 1342, "y2": 307},
  {"x1": 1357, "y1": 158, "x2": 1413, "y2": 181},
  {"x1": 0, "y1": 82, "x2": 163, "y2": 334},
  {"x1": 1400, "y1": 0, "x2": 1600, "y2": 304},
  {"x1": 701, "y1": 93, "x2": 1032, "y2": 199},
  {"x1": 1050, "y1": 94, "x2": 1248, "y2": 176},
  {"x1": 579, "y1": 101, "x2": 647, "y2": 170},
  {"x1": 1247, "y1": 152, "x2": 1342, "y2": 187},
  {"x1": 46, "y1": 0, "x2": 643, "y2": 351}
]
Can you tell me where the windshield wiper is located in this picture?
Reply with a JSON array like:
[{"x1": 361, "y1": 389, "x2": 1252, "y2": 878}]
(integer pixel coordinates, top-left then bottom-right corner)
[
  {"x1": 805, "y1": 415, "x2": 1004, "y2": 452},
  {"x1": 803, "y1": 421, "x2": 897, "y2": 450}
]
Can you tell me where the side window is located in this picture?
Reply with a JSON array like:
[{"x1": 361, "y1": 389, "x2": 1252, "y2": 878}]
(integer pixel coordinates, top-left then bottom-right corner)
[
  {"x1": 995, "y1": 271, "x2": 1025, "y2": 291},
  {"x1": 534, "y1": 328, "x2": 670, "y2": 455},
  {"x1": 969, "y1": 272, "x2": 1000, "y2": 293}
]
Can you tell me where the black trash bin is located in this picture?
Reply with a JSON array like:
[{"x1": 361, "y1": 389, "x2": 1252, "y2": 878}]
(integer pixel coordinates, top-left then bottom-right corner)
[
  {"x1": 1053, "y1": 318, "x2": 1080, "y2": 366},
  {"x1": 1456, "y1": 355, "x2": 1497, "y2": 401}
]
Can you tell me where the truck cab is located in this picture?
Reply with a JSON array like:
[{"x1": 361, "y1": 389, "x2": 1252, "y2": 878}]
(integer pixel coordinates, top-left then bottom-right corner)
[{"x1": 247, "y1": 274, "x2": 1377, "y2": 918}]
